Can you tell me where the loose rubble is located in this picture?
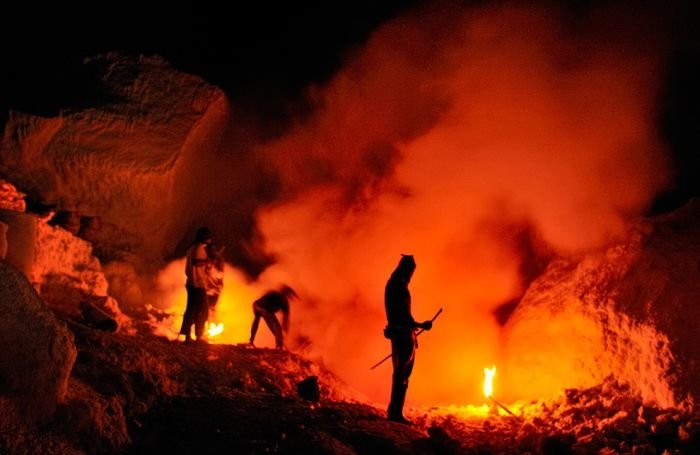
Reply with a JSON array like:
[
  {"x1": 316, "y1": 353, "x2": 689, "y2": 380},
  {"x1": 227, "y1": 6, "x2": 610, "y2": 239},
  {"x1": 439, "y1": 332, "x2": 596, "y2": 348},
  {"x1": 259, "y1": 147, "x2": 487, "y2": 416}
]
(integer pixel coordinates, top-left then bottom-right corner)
[{"x1": 422, "y1": 377, "x2": 699, "y2": 454}]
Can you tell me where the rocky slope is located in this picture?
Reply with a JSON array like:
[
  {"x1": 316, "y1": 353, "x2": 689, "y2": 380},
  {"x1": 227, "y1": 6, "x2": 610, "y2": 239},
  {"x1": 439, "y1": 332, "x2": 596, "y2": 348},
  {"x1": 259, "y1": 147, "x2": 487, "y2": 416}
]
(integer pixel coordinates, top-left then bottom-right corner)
[
  {"x1": 1, "y1": 311, "x2": 698, "y2": 454},
  {"x1": 501, "y1": 200, "x2": 700, "y2": 407}
]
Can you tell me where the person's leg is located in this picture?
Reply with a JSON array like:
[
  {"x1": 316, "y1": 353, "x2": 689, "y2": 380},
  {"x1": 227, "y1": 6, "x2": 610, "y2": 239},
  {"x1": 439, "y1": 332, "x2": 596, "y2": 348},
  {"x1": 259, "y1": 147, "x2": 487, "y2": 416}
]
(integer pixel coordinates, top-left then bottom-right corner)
[
  {"x1": 261, "y1": 311, "x2": 284, "y2": 348},
  {"x1": 193, "y1": 287, "x2": 208, "y2": 340},
  {"x1": 393, "y1": 349, "x2": 415, "y2": 420},
  {"x1": 388, "y1": 332, "x2": 415, "y2": 422},
  {"x1": 207, "y1": 294, "x2": 219, "y2": 323},
  {"x1": 180, "y1": 285, "x2": 196, "y2": 341},
  {"x1": 250, "y1": 304, "x2": 262, "y2": 344}
]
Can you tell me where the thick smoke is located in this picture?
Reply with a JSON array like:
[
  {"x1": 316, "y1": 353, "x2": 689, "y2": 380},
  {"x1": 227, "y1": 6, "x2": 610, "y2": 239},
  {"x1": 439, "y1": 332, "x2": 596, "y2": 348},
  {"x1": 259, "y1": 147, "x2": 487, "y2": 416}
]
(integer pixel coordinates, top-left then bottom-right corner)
[
  {"x1": 160, "y1": 2, "x2": 670, "y2": 406},
  {"x1": 239, "y1": 3, "x2": 671, "y2": 406}
]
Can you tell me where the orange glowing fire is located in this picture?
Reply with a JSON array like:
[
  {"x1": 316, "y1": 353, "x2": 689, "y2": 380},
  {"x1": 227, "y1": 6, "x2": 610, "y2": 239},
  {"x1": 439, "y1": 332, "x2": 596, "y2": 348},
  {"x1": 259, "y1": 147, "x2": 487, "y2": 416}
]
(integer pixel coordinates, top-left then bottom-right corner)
[
  {"x1": 484, "y1": 366, "x2": 496, "y2": 398},
  {"x1": 207, "y1": 322, "x2": 224, "y2": 338}
]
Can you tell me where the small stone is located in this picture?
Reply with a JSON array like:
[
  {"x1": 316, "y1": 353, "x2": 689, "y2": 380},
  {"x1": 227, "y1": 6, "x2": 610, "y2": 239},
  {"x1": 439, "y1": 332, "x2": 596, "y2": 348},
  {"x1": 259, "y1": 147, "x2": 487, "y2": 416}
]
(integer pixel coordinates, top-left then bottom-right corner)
[
  {"x1": 632, "y1": 443, "x2": 657, "y2": 455},
  {"x1": 297, "y1": 376, "x2": 320, "y2": 402},
  {"x1": 651, "y1": 418, "x2": 676, "y2": 439},
  {"x1": 677, "y1": 424, "x2": 690, "y2": 442}
]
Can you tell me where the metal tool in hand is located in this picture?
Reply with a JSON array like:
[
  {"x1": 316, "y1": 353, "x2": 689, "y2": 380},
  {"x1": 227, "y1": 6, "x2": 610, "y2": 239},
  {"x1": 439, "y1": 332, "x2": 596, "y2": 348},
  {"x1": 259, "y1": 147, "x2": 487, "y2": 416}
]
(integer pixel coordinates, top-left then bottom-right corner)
[{"x1": 370, "y1": 307, "x2": 443, "y2": 370}]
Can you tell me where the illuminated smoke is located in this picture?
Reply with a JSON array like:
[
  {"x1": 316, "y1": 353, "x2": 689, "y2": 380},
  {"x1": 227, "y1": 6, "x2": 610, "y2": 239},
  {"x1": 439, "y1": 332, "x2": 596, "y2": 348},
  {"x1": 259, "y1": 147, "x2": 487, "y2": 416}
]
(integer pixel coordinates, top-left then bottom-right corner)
[{"x1": 161, "y1": 3, "x2": 670, "y2": 406}]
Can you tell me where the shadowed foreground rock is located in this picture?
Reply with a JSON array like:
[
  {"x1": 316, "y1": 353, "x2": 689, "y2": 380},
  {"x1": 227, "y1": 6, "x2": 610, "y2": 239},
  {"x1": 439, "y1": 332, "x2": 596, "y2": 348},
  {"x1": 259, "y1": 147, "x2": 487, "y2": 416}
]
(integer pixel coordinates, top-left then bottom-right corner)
[{"x1": 0, "y1": 259, "x2": 77, "y2": 424}]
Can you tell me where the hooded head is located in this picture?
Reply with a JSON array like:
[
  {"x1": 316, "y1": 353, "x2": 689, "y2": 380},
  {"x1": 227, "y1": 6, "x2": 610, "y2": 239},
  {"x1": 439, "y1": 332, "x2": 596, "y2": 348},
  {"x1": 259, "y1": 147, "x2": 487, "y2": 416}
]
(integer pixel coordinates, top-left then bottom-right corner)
[
  {"x1": 279, "y1": 285, "x2": 298, "y2": 300},
  {"x1": 195, "y1": 226, "x2": 213, "y2": 243},
  {"x1": 393, "y1": 254, "x2": 416, "y2": 282}
]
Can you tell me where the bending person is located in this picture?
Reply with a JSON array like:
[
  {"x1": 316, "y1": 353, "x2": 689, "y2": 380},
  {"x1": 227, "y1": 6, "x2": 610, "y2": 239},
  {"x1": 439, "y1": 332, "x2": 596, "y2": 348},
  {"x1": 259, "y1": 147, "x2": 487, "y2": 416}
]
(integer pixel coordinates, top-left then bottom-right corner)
[{"x1": 249, "y1": 285, "x2": 297, "y2": 349}]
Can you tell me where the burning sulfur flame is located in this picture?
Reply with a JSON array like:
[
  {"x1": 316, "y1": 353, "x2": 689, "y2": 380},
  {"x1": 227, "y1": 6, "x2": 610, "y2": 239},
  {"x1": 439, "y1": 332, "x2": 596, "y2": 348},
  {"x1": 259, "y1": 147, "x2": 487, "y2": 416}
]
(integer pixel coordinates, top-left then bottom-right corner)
[
  {"x1": 484, "y1": 366, "x2": 496, "y2": 398},
  {"x1": 207, "y1": 322, "x2": 224, "y2": 338}
]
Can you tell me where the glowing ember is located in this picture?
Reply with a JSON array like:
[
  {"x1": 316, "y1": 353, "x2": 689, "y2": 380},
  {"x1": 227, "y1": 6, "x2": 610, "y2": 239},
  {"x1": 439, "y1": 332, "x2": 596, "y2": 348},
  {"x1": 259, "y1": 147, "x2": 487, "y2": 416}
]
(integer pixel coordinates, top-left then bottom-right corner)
[
  {"x1": 484, "y1": 366, "x2": 496, "y2": 398},
  {"x1": 207, "y1": 322, "x2": 224, "y2": 338}
]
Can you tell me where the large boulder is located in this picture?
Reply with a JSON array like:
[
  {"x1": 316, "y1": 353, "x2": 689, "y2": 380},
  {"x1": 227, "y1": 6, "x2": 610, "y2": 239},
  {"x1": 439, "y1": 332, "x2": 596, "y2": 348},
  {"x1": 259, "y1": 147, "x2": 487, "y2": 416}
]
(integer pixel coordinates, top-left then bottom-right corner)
[
  {"x1": 0, "y1": 260, "x2": 77, "y2": 424},
  {"x1": 31, "y1": 219, "x2": 109, "y2": 301},
  {"x1": 500, "y1": 200, "x2": 700, "y2": 407},
  {"x1": 0, "y1": 53, "x2": 229, "y2": 270}
]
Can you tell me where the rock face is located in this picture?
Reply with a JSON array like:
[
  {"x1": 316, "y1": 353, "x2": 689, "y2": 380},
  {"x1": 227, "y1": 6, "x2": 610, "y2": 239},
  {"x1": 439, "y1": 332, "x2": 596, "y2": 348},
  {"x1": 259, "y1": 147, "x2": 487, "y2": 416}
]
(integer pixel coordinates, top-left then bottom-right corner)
[
  {"x1": 3, "y1": 214, "x2": 131, "y2": 332},
  {"x1": 501, "y1": 200, "x2": 700, "y2": 407},
  {"x1": 32, "y1": 219, "x2": 109, "y2": 300},
  {"x1": 0, "y1": 179, "x2": 26, "y2": 212},
  {"x1": 0, "y1": 260, "x2": 77, "y2": 424},
  {"x1": 0, "y1": 53, "x2": 229, "y2": 269}
]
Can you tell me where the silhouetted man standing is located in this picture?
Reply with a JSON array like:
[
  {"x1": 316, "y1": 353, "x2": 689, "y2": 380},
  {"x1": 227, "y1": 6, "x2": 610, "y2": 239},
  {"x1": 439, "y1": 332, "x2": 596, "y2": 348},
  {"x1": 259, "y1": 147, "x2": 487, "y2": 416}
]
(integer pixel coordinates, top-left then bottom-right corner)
[
  {"x1": 384, "y1": 254, "x2": 432, "y2": 424},
  {"x1": 180, "y1": 226, "x2": 212, "y2": 343}
]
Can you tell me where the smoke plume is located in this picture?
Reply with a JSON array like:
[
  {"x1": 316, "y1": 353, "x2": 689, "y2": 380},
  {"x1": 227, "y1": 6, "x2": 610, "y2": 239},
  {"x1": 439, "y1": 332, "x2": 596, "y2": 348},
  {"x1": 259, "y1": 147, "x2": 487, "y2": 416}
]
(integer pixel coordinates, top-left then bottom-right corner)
[{"x1": 166, "y1": 2, "x2": 671, "y2": 406}]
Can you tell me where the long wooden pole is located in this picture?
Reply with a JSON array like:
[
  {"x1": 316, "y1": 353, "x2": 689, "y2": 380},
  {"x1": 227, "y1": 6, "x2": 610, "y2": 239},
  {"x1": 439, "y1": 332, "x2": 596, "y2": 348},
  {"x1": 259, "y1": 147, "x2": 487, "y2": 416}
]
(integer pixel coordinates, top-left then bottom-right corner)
[
  {"x1": 370, "y1": 308, "x2": 443, "y2": 370},
  {"x1": 489, "y1": 396, "x2": 521, "y2": 419}
]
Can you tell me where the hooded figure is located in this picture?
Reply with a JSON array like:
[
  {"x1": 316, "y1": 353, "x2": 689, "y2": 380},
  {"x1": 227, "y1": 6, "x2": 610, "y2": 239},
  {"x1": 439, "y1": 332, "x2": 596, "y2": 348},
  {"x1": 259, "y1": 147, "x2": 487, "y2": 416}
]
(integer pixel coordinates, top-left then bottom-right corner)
[
  {"x1": 384, "y1": 254, "x2": 432, "y2": 424},
  {"x1": 179, "y1": 226, "x2": 213, "y2": 343}
]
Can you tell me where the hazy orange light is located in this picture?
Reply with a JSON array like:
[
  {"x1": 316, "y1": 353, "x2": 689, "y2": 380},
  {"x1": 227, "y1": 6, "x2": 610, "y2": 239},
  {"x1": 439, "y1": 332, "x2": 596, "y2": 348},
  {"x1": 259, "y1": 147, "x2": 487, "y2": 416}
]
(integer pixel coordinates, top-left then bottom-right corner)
[{"x1": 484, "y1": 366, "x2": 496, "y2": 398}]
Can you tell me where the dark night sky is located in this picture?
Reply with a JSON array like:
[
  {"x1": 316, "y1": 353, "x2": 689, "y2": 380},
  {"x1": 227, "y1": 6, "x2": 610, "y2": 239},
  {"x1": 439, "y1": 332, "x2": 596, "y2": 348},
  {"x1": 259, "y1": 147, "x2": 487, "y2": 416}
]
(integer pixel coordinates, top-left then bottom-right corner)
[
  {"x1": 1, "y1": 0, "x2": 698, "y2": 212},
  {"x1": 1, "y1": 2, "x2": 419, "y2": 122}
]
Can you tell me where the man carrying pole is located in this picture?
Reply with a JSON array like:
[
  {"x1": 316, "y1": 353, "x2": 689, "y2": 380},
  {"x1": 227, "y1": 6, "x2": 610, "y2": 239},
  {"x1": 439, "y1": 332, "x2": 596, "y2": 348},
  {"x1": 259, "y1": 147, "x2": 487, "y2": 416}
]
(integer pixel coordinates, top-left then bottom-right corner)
[{"x1": 383, "y1": 254, "x2": 433, "y2": 424}]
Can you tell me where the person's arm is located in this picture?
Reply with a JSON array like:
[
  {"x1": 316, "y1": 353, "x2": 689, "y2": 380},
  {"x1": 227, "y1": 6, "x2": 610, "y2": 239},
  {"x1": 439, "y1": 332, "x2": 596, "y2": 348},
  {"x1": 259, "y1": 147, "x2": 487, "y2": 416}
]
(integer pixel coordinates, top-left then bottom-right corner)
[
  {"x1": 282, "y1": 309, "x2": 290, "y2": 334},
  {"x1": 404, "y1": 288, "x2": 422, "y2": 329},
  {"x1": 192, "y1": 256, "x2": 209, "y2": 266},
  {"x1": 408, "y1": 303, "x2": 419, "y2": 328},
  {"x1": 190, "y1": 244, "x2": 211, "y2": 288},
  {"x1": 281, "y1": 302, "x2": 290, "y2": 334},
  {"x1": 192, "y1": 243, "x2": 210, "y2": 266},
  {"x1": 207, "y1": 244, "x2": 225, "y2": 271}
]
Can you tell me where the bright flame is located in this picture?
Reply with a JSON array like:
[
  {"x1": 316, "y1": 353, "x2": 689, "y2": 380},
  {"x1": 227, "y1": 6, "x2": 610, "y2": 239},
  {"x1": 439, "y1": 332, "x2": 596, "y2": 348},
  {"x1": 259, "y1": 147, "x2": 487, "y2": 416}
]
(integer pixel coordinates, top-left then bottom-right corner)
[
  {"x1": 153, "y1": 259, "x2": 267, "y2": 345},
  {"x1": 207, "y1": 322, "x2": 224, "y2": 338},
  {"x1": 483, "y1": 366, "x2": 496, "y2": 398}
]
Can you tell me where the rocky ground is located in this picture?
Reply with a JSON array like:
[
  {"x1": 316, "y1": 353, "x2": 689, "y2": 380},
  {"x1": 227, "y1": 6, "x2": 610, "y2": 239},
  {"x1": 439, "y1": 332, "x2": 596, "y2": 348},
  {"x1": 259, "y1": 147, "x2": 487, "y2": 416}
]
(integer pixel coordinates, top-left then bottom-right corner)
[{"x1": 1, "y1": 309, "x2": 699, "y2": 454}]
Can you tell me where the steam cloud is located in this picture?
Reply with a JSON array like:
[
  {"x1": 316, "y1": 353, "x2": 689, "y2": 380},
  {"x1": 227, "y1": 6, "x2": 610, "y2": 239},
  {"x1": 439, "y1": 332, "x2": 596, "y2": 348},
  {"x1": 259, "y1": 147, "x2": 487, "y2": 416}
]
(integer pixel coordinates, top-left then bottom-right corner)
[{"x1": 168, "y1": 2, "x2": 671, "y2": 405}]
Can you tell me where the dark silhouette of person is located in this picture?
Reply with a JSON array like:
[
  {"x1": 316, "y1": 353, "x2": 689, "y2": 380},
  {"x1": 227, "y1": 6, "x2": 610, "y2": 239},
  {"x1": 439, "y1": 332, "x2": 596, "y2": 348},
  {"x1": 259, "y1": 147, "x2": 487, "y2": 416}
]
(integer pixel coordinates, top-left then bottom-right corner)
[
  {"x1": 179, "y1": 226, "x2": 213, "y2": 343},
  {"x1": 384, "y1": 254, "x2": 432, "y2": 424},
  {"x1": 205, "y1": 242, "x2": 225, "y2": 323},
  {"x1": 249, "y1": 285, "x2": 297, "y2": 349}
]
